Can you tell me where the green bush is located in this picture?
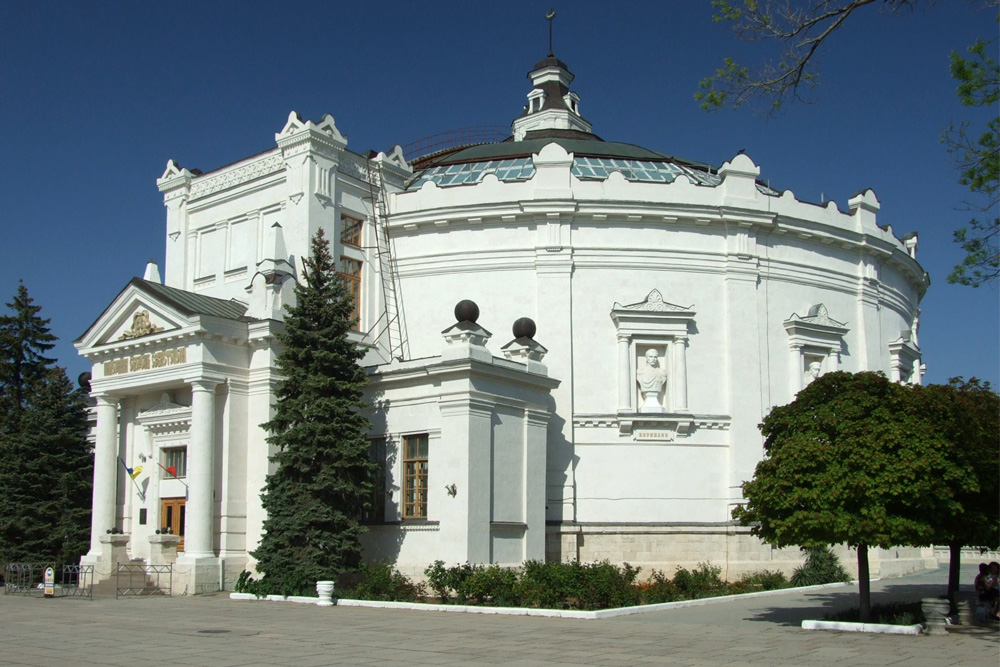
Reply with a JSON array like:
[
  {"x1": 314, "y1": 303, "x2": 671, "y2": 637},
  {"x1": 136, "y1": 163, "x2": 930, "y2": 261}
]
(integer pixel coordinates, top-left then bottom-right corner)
[
  {"x1": 234, "y1": 570, "x2": 276, "y2": 597},
  {"x1": 637, "y1": 569, "x2": 683, "y2": 604},
  {"x1": 349, "y1": 562, "x2": 425, "y2": 602},
  {"x1": 672, "y1": 562, "x2": 726, "y2": 599},
  {"x1": 519, "y1": 560, "x2": 578, "y2": 608},
  {"x1": 423, "y1": 560, "x2": 485, "y2": 604},
  {"x1": 790, "y1": 546, "x2": 851, "y2": 587},
  {"x1": 463, "y1": 564, "x2": 523, "y2": 606},
  {"x1": 424, "y1": 560, "x2": 451, "y2": 601},
  {"x1": 575, "y1": 561, "x2": 641, "y2": 610},
  {"x1": 733, "y1": 569, "x2": 789, "y2": 593}
]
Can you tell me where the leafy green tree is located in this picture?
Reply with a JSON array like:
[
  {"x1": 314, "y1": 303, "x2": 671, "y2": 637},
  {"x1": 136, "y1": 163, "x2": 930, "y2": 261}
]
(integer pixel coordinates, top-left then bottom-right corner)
[
  {"x1": 734, "y1": 371, "x2": 970, "y2": 621},
  {"x1": 252, "y1": 229, "x2": 376, "y2": 595},
  {"x1": 0, "y1": 282, "x2": 92, "y2": 564},
  {"x1": 918, "y1": 378, "x2": 1000, "y2": 606},
  {"x1": 943, "y1": 40, "x2": 999, "y2": 287},
  {"x1": 699, "y1": 1, "x2": 998, "y2": 286}
]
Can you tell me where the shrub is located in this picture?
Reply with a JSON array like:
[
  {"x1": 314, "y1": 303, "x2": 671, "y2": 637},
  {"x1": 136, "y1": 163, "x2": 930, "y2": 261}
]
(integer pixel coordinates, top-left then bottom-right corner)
[
  {"x1": 734, "y1": 569, "x2": 789, "y2": 592},
  {"x1": 423, "y1": 561, "x2": 485, "y2": 604},
  {"x1": 520, "y1": 560, "x2": 578, "y2": 608},
  {"x1": 636, "y1": 569, "x2": 683, "y2": 604},
  {"x1": 672, "y1": 562, "x2": 726, "y2": 599},
  {"x1": 790, "y1": 546, "x2": 851, "y2": 587},
  {"x1": 424, "y1": 560, "x2": 451, "y2": 602},
  {"x1": 235, "y1": 570, "x2": 276, "y2": 597},
  {"x1": 575, "y1": 561, "x2": 641, "y2": 610},
  {"x1": 463, "y1": 564, "x2": 523, "y2": 606},
  {"x1": 350, "y1": 562, "x2": 425, "y2": 602}
]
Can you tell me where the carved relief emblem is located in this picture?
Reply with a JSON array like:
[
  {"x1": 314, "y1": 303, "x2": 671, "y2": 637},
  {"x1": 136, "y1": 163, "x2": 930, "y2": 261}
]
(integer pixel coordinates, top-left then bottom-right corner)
[
  {"x1": 119, "y1": 310, "x2": 164, "y2": 340},
  {"x1": 618, "y1": 289, "x2": 691, "y2": 312}
]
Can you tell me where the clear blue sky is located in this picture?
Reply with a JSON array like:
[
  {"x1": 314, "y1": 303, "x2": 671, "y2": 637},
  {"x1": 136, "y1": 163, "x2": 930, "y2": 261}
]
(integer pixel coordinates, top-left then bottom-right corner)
[{"x1": 2, "y1": 1, "x2": 997, "y2": 388}]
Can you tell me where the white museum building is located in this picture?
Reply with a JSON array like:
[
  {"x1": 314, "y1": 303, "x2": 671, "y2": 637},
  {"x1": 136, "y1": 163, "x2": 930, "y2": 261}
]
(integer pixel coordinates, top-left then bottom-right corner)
[{"x1": 76, "y1": 53, "x2": 933, "y2": 593}]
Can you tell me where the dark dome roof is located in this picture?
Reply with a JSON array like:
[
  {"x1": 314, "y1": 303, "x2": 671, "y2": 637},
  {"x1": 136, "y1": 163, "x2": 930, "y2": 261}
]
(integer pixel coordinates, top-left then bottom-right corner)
[
  {"x1": 416, "y1": 137, "x2": 712, "y2": 171},
  {"x1": 532, "y1": 55, "x2": 570, "y2": 71}
]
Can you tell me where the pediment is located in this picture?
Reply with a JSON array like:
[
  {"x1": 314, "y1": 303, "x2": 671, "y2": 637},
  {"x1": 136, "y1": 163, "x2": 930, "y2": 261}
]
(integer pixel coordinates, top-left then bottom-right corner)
[
  {"x1": 610, "y1": 289, "x2": 696, "y2": 337},
  {"x1": 76, "y1": 282, "x2": 192, "y2": 351},
  {"x1": 613, "y1": 289, "x2": 693, "y2": 313}
]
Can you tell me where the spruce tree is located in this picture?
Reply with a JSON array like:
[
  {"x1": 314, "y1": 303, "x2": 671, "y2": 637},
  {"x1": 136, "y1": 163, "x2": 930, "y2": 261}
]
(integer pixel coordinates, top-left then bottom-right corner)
[
  {"x1": 0, "y1": 282, "x2": 92, "y2": 564},
  {"x1": 253, "y1": 229, "x2": 375, "y2": 594}
]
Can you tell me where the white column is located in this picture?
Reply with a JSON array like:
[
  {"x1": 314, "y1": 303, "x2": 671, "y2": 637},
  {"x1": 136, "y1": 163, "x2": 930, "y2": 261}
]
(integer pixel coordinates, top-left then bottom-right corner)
[
  {"x1": 890, "y1": 359, "x2": 902, "y2": 383},
  {"x1": 87, "y1": 394, "x2": 119, "y2": 558},
  {"x1": 827, "y1": 348, "x2": 840, "y2": 372},
  {"x1": 673, "y1": 336, "x2": 689, "y2": 412},
  {"x1": 186, "y1": 379, "x2": 218, "y2": 558},
  {"x1": 617, "y1": 334, "x2": 632, "y2": 412},
  {"x1": 789, "y1": 345, "x2": 803, "y2": 397}
]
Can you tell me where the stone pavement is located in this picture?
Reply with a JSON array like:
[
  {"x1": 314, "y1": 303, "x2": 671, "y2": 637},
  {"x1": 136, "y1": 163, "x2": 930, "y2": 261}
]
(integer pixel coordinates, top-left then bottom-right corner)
[{"x1": 1, "y1": 564, "x2": 997, "y2": 666}]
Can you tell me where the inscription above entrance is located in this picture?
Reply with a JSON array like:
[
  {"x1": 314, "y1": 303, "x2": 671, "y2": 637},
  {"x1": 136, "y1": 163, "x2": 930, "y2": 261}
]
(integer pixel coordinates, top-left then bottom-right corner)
[{"x1": 104, "y1": 348, "x2": 187, "y2": 376}]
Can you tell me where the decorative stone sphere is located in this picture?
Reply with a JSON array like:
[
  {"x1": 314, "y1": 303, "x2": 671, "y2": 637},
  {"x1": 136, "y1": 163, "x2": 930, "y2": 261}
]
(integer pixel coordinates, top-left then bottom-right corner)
[
  {"x1": 78, "y1": 372, "x2": 92, "y2": 392},
  {"x1": 454, "y1": 300, "x2": 479, "y2": 323},
  {"x1": 512, "y1": 317, "x2": 536, "y2": 339}
]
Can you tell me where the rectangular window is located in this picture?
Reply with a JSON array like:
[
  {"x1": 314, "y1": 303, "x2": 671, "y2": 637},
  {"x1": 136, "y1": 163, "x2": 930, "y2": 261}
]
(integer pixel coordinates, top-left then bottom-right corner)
[
  {"x1": 402, "y1": 434, "x2": 428, "y2": 519},
  {"x1": 162, "y1": 447, "x2": 187, "y2": 479},
  {"x1": 341, "y1": 214, "x2": 363, "y2": 247},
  {"x1": 363, "y1": 438, "x2": 387, "y2": 522},
  {"x1": 339, "y1": 257, "x2": 362, "y2": 330}
]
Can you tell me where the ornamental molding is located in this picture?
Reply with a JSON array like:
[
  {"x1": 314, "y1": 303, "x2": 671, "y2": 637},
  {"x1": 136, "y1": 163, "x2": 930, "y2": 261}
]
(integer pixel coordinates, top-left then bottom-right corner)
[
  {"x1": 137, "y1": 394, "x2": 192, "y2": 436},
  {"x1": 573, "y1": 413, "x2": 732, "y2": 440},
  {"x1": 189, "y1": 154, "x2": 284, "y2": 200},
  {"x1": 338, "y1": 154, "x2": 369, "y2": 182},
  {"x1": 615, "y1": 289, "x2": 692, "y2": 313},
  {"x1": 784, "y1": 303, "x2": 849, "y2": 349}
]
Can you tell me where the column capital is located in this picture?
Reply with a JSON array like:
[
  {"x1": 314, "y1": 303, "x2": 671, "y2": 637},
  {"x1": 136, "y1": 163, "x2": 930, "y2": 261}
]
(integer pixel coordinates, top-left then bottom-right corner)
[
  {"x1": 187, "y1": 377, "x2": 223, "y2": 393},
  {"x1": 93, "y1": 393, "x2": 119, "y2": 408}
]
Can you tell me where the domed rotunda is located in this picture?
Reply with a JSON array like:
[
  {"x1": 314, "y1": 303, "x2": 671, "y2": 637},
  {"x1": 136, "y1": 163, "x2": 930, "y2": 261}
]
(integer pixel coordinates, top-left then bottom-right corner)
[{"x1": 75, "y1": 52, "x2": 930, "y2": 592}]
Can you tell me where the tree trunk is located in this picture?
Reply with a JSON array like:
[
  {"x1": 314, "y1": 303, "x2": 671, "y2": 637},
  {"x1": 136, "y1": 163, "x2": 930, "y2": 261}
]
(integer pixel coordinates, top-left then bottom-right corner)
[
  {"x1": 857, "y1": 543, "x2": 870, "y2": 623},
  {"x1": 948, "y1": 541, "x2": 962, "y2": 614}
]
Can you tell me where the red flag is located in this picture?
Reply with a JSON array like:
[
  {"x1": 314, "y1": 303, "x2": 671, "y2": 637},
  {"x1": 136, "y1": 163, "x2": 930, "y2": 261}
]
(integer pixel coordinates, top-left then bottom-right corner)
[{"x1": 167, "y1": 466, "x2": 177, "y2": 477}]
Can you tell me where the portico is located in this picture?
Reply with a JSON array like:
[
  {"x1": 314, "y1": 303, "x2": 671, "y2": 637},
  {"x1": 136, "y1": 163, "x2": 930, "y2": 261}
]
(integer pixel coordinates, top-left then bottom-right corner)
[{"x1": 75, "y1": 274, "x2": 274, "y2": 592}]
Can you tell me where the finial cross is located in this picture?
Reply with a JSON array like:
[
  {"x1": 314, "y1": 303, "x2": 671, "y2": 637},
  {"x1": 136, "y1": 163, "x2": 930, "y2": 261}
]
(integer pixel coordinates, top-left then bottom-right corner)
[{"x1": 546, "y1": 9, "x2": 556, "y2": 57}]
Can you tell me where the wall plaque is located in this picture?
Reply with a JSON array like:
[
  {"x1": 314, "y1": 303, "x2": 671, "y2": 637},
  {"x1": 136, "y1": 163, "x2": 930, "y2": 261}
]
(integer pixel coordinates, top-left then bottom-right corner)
[{"x1": 104, "y1": 348, "x2": 187, "y2": 376}]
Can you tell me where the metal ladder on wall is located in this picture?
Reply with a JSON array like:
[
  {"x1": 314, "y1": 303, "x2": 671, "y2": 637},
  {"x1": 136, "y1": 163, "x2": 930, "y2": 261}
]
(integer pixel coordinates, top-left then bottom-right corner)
[{"x1": 367, "y1": 157, "x2": 408, "y2": 361}]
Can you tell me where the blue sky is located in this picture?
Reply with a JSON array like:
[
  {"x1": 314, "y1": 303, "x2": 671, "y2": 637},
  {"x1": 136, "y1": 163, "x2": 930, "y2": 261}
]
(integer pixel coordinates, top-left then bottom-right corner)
[{"x1": 1, "y1": 1, "x2": 996, "y2": 388}]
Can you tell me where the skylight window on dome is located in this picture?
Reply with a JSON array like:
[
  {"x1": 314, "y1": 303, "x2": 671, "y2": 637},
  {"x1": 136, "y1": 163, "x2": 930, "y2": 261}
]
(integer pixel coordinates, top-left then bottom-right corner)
[
  {"x1": 409, "y1": 158, "x2": 536, "y2": 188},
  {"x1": 572, "y1": 156, "x2": 723, "y2": 186}
]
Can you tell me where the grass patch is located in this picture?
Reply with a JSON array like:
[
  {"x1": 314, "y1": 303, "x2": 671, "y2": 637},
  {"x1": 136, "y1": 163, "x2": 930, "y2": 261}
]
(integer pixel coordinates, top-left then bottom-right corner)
[{"x1": 823, "y1": 601, "x2": 925, "y2": 625}]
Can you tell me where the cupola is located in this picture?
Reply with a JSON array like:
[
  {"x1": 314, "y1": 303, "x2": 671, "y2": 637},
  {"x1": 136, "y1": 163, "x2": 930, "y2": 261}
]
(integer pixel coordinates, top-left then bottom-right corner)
[{"x1": 511, "y1": 55, "x2": 593, "y2": 141}]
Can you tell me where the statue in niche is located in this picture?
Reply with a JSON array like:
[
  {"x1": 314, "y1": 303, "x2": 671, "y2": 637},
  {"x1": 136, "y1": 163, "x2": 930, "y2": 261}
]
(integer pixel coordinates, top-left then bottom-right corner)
[
  {"x1": 803, "y1": 359, "x2": 823, "y2": 386},
  {"x1": 636, "y1": 348, "x2": 667, "y2": 413}
]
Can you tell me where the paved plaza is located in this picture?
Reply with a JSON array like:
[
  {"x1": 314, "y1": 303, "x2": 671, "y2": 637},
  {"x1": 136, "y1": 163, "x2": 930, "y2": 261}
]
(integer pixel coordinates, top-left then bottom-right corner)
[{"x1": 1, "y1": 564, "x2": 997, "y2": 666}]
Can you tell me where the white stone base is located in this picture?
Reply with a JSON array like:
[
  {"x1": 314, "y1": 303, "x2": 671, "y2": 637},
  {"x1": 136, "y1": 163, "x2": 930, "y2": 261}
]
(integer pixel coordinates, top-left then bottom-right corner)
[
  {"x1": 174, "y1": 555, "x2": 221, "y2": 595},
  {"x1": 545, "y1": 524, "x2": 937, "y2": 580}
]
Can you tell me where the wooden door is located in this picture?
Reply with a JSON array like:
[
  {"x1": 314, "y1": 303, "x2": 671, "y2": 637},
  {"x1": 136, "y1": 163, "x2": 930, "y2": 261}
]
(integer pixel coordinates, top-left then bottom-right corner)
[{"x1": 160, "y1": 498, "x2": 186, "y2": 551}]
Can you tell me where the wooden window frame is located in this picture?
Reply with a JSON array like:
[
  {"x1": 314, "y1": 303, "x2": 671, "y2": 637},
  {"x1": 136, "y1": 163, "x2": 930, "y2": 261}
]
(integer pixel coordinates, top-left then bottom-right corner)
[
  {"x1": 341, "y1": 214, "x2": 363, "y2": 248},
  {"x1": 338, "y1": 256, "x2": 362, "y2": 330},
  {"x1": 402, "y1": 434, "x2": 428, "y2": 519}
]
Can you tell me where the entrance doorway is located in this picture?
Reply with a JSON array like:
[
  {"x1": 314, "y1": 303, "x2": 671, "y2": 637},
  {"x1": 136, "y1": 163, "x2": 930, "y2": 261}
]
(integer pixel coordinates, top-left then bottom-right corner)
[{"x1": 160, "y1": 498, "x2": 185, "y2": 551}]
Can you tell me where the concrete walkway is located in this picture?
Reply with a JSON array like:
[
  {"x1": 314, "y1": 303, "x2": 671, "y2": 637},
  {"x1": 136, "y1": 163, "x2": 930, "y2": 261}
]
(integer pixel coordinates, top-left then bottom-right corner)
[{"x1": 1, "y1": 564, "x2": 997, "y2": 666}]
